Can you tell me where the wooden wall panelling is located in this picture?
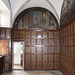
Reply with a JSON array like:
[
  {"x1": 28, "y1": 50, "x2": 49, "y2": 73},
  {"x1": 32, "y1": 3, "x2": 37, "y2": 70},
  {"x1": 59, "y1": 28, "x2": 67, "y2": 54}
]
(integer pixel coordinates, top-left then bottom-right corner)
[
  {"x1": 12, "y1": 30, "x2": 59, "y2": 70},
  {"x1": 0, "y1": 56, "x2": 4, "y2": 74},
  {"x1": 19, "y1": 31, "x2": 25, "y2": 40},
  {"x1": 60, "y1": 20, "x2": 75, "y2": 75},
  {"x1": 0, "y1": 28, "x2": 11, "y2": 72}
]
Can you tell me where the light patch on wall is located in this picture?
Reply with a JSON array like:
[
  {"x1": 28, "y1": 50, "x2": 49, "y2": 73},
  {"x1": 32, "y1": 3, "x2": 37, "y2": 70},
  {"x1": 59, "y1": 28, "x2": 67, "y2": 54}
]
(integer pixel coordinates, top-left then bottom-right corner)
[{"x1": 0, "y1": 0, "x2": 11, "y2": 27}]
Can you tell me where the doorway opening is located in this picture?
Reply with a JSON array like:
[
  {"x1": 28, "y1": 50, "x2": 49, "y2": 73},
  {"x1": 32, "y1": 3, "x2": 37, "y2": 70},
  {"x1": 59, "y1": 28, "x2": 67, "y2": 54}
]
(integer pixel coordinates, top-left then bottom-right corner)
[{"x1": 12, "y1": 42, "x2": 24, "y2": 70}]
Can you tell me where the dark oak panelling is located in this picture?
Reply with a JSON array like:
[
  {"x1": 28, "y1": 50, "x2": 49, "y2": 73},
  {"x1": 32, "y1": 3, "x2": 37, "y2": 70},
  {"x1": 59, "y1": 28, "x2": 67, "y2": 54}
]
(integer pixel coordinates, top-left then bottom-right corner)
[
  {"x1": 0, "y1": 56, "x2": 4, "y2": 75},
  {"x1": 60, "y1": 20, "x2": 75, "y2": 75},
  {"x1": 0, "y1": 28, "x2": 11, "y2": 72},
  {"x1": 12, "y1": 29, "x2": 60, "y2": 70}
]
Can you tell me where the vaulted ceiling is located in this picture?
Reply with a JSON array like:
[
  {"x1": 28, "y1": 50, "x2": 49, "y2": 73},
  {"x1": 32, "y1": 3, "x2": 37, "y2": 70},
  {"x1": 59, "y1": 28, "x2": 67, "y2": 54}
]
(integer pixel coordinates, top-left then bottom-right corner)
[{"x1": 1, "y1": 0, "x2": 64, "y2": 27}]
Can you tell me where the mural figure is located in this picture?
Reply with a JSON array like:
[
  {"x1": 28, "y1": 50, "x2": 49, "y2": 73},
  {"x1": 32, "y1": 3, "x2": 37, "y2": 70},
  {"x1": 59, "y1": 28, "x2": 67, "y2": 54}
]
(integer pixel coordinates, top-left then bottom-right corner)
[
  {"x1": 61, "y1": 0, "x2": 75, "y2": 26},
  {"x1": 33, "y1": 11, "x2": 40, "y2": 26}
]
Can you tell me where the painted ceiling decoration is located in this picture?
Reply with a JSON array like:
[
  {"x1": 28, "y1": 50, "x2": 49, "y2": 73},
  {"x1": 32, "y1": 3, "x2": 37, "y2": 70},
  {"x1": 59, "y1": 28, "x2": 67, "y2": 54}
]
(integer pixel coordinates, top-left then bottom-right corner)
[
  {"x1": 1, "y1": 0, "x2": 64, "y2": 28},
  {"x1": 60, "y1": 0, "x2": 75, "y2": 26},
  {"x1": 13, "y1": 7, "x2": 59, "y2": 30}
]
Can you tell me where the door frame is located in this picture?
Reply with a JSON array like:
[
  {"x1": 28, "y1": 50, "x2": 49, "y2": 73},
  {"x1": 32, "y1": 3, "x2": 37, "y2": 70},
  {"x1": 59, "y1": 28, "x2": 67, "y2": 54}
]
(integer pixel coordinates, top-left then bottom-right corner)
[{"x1": 12, "y1": 41, "x2": 24, "y2": 70}]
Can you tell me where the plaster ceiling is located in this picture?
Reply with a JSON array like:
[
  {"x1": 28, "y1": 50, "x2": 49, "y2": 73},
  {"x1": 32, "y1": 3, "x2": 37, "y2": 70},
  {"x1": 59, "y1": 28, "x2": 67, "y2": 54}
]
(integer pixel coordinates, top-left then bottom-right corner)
[{"x1": 1, "y1": 0, "x2": 64, "y2": 27}]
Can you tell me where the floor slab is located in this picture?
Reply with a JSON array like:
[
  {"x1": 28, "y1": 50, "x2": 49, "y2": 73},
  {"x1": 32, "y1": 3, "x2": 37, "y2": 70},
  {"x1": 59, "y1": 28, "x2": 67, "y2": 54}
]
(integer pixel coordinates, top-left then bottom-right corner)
[{"x1": 3, "y1": 70, "x2": 63, "y2": 75}]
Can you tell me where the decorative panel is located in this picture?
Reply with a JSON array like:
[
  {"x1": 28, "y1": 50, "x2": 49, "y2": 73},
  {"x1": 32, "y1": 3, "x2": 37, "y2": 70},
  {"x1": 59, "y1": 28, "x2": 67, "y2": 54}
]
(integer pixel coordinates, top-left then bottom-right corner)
[
  {"x1": 31, "y1": 47, "x2": 36, "y2": 53},
  {"x1": 43, "y1": 55, "x2": 47, "y2": 61},
  {"x1": 37, "y1": 32, "x2": 42, "y2": 38},
  {"x1": 5, "y1": 63, "x2": 9, "y2": 71},
  {"x1": 26, "y1": 55, "x2": 30, "y2": 61},
  {"x1": 54, "y1": 62, "x2": 59, "y2": 69},
  {"x1": 20, "y1": 31, "x2": 25, "y2": 40},
  {"x1": 49, "y1": 47, "x2": 54, "y2": 53},
  {"x1": 49, "y1": 55, "x2": 53, "y2": 61},
  {"x1": 26, "y1": 31, "x2": 30, "y2": 38},
  {"x1": 14, "y1": 31, "x2": 19, "y2": 38},
  {"x1": 43, "y1": 31, "x2": 47, "y2": 38},
  {"x1": 25, "y1": 62, "x2": 30, "y2": 69},
  {"x1": 25, "y1": 39, "x2": 30, "y2": 45},
  {"x1": 43, "y1": 47, "x2": 47, "y2": 53},
  {"x1": 0, "y1": 40, "x2": 9, "y2": 56},
  {"x1": 6, "y1": 29, "x2": 10, "y2": 39},
  {"x1": 54, "y1": 39, "x2": 59, "y2": 46},
  {"x1": 31, "y1": 31, "x2": 36, "y2": 38},
  {"x1": 25, "y1": 47, "x2": 30, "y2": 53},
  {"x1": 37, "y1": 55, "x2": 42, "y2": 61},
  {"x1": 37, "y1": 47, "x2": 42, "y2": 53},
  {"x1": 43, "y1": 39, "x2": 47, "y2": 45},
  {"x1": 31, "y1": 55, "x2": 36, "y2": 61},
  {"x1": 54, "y1": 55, "x2": 59, "y2": 61},
  {"x1": 31, "y1": 39, "x2": 36, "y2": 45},
  {"x1": 5, "y1": 57, "x2": 10, "y2": 62},
  {"x1": 54, "y1": 47, "x2": 59, "y2": 53},
  {"x1": 48, "y1": 62, "x2": 53, "y2": 69},
  {"x1": 1, "y1": 29, "x2": 5, "y2": 38},
  {"x1": 31, "y1": 62, "x2": 36, "y2": 69},
  {"x1": 43, "y1": 62, "x2": 47, "y2": 69},
  {"x1": 37, "y1": 62, "x2": 42, "y2": 69},
  {"x1": 49, "y1": 39, "x2": 54, "y2": 45},
  {"x1": 37, "y1": 39, "x2": 42, "y2": 45},
  {"x1": 49, "y1": 32, "x2": 53, "y2": 38},
  {"x1": 54, "y1": 32, "x2": 58, "y2": 38}
]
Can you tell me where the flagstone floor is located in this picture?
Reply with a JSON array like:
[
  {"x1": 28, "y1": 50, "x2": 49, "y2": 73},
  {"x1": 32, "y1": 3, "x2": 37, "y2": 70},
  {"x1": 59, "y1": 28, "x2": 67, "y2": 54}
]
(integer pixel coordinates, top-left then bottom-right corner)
[{"x1": 3, "y1": 70, "x2": 63, "y2": 75}]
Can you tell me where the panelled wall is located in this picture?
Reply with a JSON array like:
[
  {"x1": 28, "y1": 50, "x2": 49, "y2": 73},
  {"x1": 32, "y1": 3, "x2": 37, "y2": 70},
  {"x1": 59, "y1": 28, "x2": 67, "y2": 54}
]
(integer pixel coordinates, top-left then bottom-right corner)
[
  {"x1": 12, "y1": 30, "x2": 60, "y2": 70},
  {"x1": 0, "y1": 28, "x2": 11, "y2": 72},
  {"x1": 60, "y1": 20, "x2": 75, "y2": 75}
]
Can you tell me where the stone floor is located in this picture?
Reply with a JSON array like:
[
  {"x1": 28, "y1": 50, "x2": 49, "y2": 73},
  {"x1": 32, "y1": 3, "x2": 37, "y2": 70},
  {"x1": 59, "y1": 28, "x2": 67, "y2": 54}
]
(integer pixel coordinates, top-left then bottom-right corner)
[
  {"x1": 3, "y1": 70, "x2": 63, "y2": 75},
  {"x1": 13, "y1": 65, "x2": 22, "y2": 70}
]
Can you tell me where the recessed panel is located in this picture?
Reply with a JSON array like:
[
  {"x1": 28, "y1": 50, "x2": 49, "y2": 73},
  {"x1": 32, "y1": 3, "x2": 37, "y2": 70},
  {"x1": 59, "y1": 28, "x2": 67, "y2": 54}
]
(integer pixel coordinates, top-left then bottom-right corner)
[
  {"x1": 43, "y1": 62, "x2": 47, "y2": 69},
  {"x1": 26, "y1": 55, "x2": 30, "y2": 61},
  {"x1": 32, "y1": 47, "x2": 36, "y2": 53},
  {"x1": 5, "y1": 63, "x2": 9, "y2": 71},
  {"x1": 54, "y1": 55, "x2": 59, "y2": 61},
  {"x1": 54, "y1": 32, "x2": 58, "y2": 38},
  {"x1": 26, "y1": 31, "x2": 30, "y2": 38},
  {"x1": 48, "y1": 62, "x2": 53, "y2": 69},
  {"x1": 43, "y1": 55, "x2": 47, "y2": 61},
  {"x1": 25, "y1": 39, "x2": 30, "y2": 45},
  {"x1": 37, "y1": 55, "x2": 42, "y2": 61},
  {"x1": 31, "y1": 55, "x2": 36, "y2": 61},
  {"x1": 37, "y1": 32, "x2": 42, "y2": 38},
  {"x1": 43, "y1": 47, "x2": 47, "y2": 53},
  {"x1": 37, "y1": 47, "x2": 42, "y2": 53},
  {"x1": 43, "y1": 31, "x2": 47, "y2": 38},
  {"x1": 31, "y1": 31, "x2": 36, "y2": 38},
  {"x1": 37, "y1": 62, "x2": 42, "y2": 69},
  {"x1": 49, "y1": 55, "x2": 53, "y2": 61},
  {"x1": 31, "y1": 39, "x2": 36, "y2": 45},
  {"x1": 49, "y1": 39, "x2": 54, "y2": 45},
  {"x1": 25, "y1": 62, "x2": 30, "y2": 69},
  {"x1": 31, "y1": 62, "x2": 36, "y2": 69},
  {"x1": 25, "y1": 47, "x2": 30, "y2": 53},
  {"x1": 43, "y1": 39, "x2": 47, "y2": 45},
  {"x1": 54, "y1": 39, "x2": 59, "y2": 46},
  {"x1": 54, "y1": 62, "x2": 59, "y2": 69},
  {"x1": 49, "y1": 47, "x2": 54, "y2": 53},
  {"x1": 49, "y1": 32, "x2": 53, "y2": 38},
  {"x1": 37, "y1": 39, "x2": 42, "y2": 45}
]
